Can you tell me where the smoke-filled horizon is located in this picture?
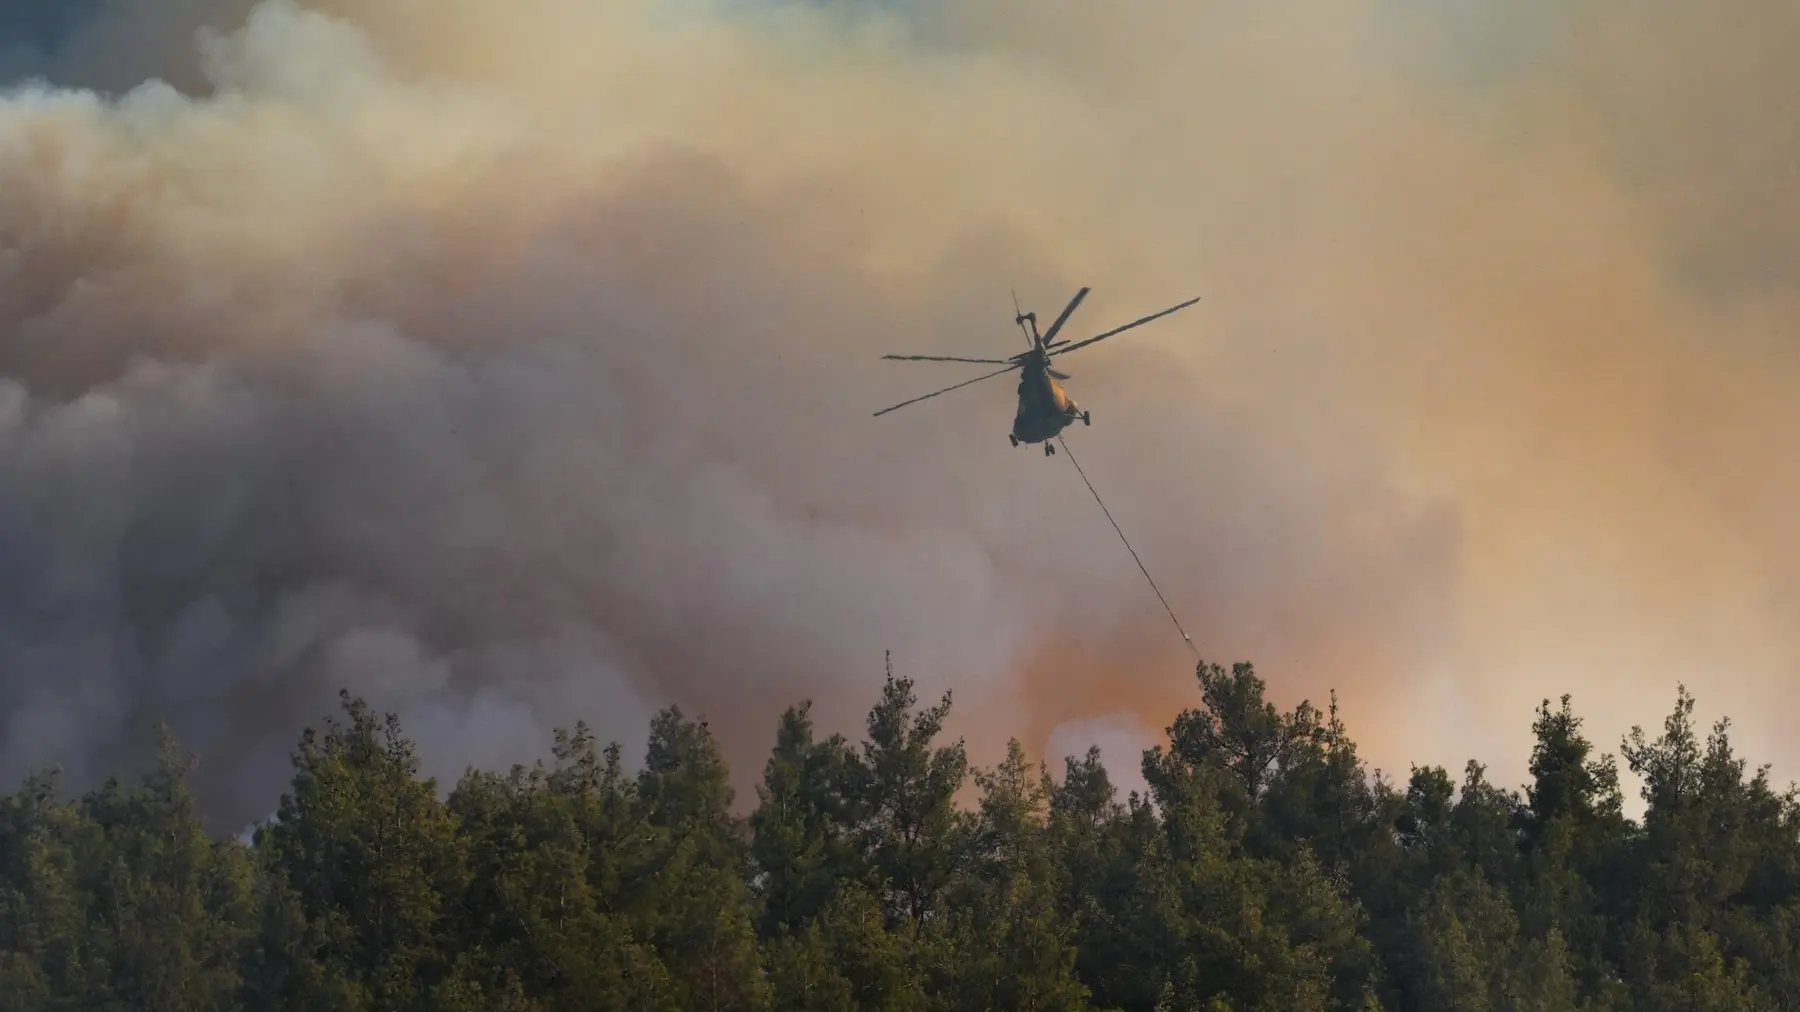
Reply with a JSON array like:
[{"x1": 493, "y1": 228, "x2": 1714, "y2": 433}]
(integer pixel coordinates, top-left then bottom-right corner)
[{"x1": 1, "y1": 0, "x2": 1796, "y2": 827}]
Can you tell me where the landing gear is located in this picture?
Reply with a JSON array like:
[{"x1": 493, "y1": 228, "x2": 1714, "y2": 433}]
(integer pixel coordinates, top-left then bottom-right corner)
[
  {"x1": 1009, "y1": 434, "x2": 1019, "y2": 447},
  {"x1": 1044, "y1": 443, "x2": 1056, "y2": 457},
  {"x1": 1082, "y1": 411, "x2": 1091, "y2": 426}
]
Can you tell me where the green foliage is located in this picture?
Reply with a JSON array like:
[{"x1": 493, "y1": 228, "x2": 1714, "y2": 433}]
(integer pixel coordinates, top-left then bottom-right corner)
[
  {"x1": 6, "y1": 661, "x2": 1799, "y2": 1011},
  {"x1": 750, "y1": 701, "x2": 860, "y2": 937},
  {"x1": 246, "y1": 690, "x2": 468, "y2": 1010},
  {"x1": 445, "y1": 723, "x2": 676, "y2": 1010},
  {"x1": 852, "y1": 658, "x2": 969, "y2": 932}
]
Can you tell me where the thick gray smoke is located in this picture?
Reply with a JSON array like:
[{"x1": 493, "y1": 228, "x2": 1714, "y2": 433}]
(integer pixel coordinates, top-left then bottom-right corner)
[
  {"x1": 0, "y1": 1, "x2": 1149, "y2": 821},
  {"x1": 2, "y1": 0, "x2": 1797, "y2": 827}
]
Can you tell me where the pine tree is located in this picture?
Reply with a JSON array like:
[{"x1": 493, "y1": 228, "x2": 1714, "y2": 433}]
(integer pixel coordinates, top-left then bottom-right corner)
[
  {"x1": 76, "y1": 724, "x2": 255, "y2": 1010},
  {"x1": 940, "y1": 738, "x2": 1089, "y2": 1010},
  {"x1": 11, "y1": 657, "x2": 1800, "y2": 1011},
  {"x1": 849, "y1": 659, "x2": 969, "y2": 932},
  {"x1": 763, "y1": 922, "x2": 859, "y2": 1012},
  {"x1": 1049, "y1": 747, "x2": 1165, "y2": 1010},
  {"x1": 447, "y1": 724, "x2": 676, "y2": 1011},
  {"x1": 750, "y1": 701, "x2": 860, "y2": 937},
  {"x1": 1616, "y1": 686, "x2": 1800, "y2": 1008},
  {"x1": 1513, "y1": 696, "x2": 1626, "y2": 1001},
  {"x1": 635, "y1": 707, "x2": 770, "y2": 1010},
  {"x1": 244, "y1": 691, "x2": 470, "y2": 1010},
  {"x1": 0, "y1": 770, "x2": 99, "y2": 1009}
]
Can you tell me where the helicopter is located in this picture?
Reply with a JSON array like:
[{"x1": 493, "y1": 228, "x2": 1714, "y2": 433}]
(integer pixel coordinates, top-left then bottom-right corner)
[{"x1": 873, "y1": 287, "x2": 1200, "y2": 455}]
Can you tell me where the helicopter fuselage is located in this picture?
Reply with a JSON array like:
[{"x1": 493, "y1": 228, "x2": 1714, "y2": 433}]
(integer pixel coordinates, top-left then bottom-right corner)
[
  {"x1": 1010, "y1": 362, "x2": 1085, "y2": 446},
  {"x1": 873, "y1": 285, "x2": 1196, "y2": 457}
]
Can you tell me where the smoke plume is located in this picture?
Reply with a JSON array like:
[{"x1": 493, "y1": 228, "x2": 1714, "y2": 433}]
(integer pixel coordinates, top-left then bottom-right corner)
[{"x1": 1, "y1": 0, "x2": 1796, "y2": 826}]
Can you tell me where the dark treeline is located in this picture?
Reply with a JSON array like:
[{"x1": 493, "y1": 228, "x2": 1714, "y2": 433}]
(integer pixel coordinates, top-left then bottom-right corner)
[{"x1": 2, "y1": 659, "x2": 1797, "y2": 1010}]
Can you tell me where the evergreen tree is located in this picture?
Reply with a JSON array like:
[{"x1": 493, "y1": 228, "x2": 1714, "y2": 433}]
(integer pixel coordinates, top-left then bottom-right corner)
[
  {"x1": 1617, "y1": 687, "x2": 1800, "y2": 1008},
  {"x1": 807, "y1": 881, "x2": 926, "y2": 1010},
  {"x1": 634, "y1": 707, "x2": 770, "y2": 1010},
  {"x1": 763, "y1": 923, "x2": 858, "y2": 1012},
  {"x1": 1515, "y1": 696, "x2": 1626, "y2": 1001},
  {"x1": 750, "y1": 701, "x2": 860, "y2": 937},
  {"x1": 8, "y1": 657, "x2": 1800, "y2": 1012},
  {"x1": 245, "y1": 691, "x2": 470, "y2": 1010},
  {"x1": 447, "y1": 723, "x2": 676, "y2": 1011},
  {"x1": 76, "y1": 724, "x2": 256, "y2": 1010},
  {"x1": 849, "y1": 658, "x2": 969, "y2": 931},
  {"x1": 0, "y1": 770, "x2": 103, "y2": 1010},
  {"x1": 1049, "y1": 747, "x2": 1166, "y2": 1010},
  {"x1": 939, "y1": 738, "x2": 1088, "y2": 1010}
]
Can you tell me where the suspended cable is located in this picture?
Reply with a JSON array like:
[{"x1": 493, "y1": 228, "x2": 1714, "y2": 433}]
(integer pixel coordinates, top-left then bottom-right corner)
[{"x1": 1056, "y1": 433, "x2": 1199, "y2": 660}]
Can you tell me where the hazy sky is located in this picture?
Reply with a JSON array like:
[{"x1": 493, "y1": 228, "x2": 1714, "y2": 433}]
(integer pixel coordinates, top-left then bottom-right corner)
[{"x1": 1, "y1": 0, "x2": 1795, "y2": 826}]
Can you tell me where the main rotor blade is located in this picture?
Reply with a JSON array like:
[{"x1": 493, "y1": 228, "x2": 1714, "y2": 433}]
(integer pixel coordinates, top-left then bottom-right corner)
[
  {"x1": 1038, "y1": 286, "x2": 1091, "y2": 345},
  {"x1": 881, "y1": 354, "x2": 1013, "y2": 364},
  {"x1": 1048, "y1": 296, "x2": 1200, "y2": 357},
  {"x1": 872, "y1": 363, "x2": 1019, "y2": 417}
]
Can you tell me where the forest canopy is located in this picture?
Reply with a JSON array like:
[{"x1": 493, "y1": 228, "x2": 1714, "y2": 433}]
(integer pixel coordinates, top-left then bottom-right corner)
[{"x1": 1, "y1": 658, "x2": 1796, "y2": 1010}]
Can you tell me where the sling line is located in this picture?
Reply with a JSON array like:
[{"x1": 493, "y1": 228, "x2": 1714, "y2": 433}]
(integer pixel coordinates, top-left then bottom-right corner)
[{"x1": 1056, "y1": 433, "x2": 1200, "y2": 660}]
